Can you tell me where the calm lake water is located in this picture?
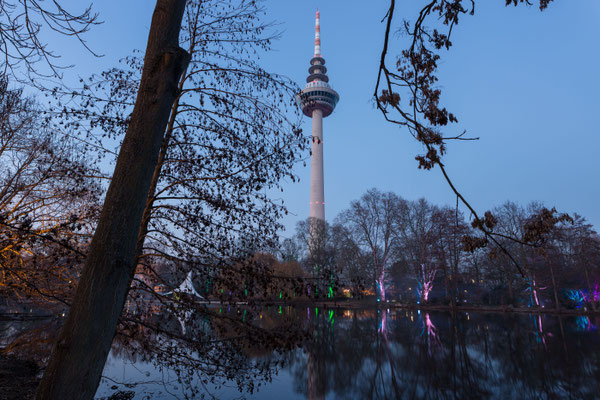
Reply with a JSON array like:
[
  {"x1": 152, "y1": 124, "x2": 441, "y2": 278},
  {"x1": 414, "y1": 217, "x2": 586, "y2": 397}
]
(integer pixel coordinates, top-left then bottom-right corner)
[{"x1": 92, "y1": 307, "x2": 600, "y2": 400}]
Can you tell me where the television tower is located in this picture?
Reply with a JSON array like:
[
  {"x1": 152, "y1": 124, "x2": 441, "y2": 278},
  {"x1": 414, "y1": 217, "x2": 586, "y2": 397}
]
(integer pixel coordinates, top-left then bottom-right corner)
[{"x1": 298, "y1": 10, "x2": 339, "y2": 224}]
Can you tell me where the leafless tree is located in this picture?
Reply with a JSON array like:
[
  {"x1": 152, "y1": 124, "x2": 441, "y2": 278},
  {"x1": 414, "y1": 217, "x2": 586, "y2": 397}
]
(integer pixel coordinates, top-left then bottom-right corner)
[
  {"x1": 38, "y1": 1, "x2": 308, "y2": 397},
  {"x1": 37, "y1": 1, "x2": 190, "y2": 398},
  {"x1": 52, "y1": 0, "x2": 304, "y2": 299},
  {"x1": 337, "y1": 189, "x2": 402, "y2": 301},
  {"x1": 0, "y1": 77, "x2": 99, "y2": 311},
  {"x1": 0, "y1": 0, "x2": 100, "y2": 80}
]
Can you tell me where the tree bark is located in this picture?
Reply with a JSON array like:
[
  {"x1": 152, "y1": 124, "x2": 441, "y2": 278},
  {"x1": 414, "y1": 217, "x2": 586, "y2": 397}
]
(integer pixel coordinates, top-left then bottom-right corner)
[
  {"x1": 583, "y1": 263, "x2": 596, "y2": 311},
  {"x1": 132, "y1": 18, "x2": 199, "y2": 269},
  {"x1": 549, "y1": 263, "x2": 560, "y2": 311},
  {"x1": 132, "y1": 67, "x2": 186, "y2": 267},
  {"x1": 36, "y1": 2, "x2": 189, "y2": 399},
  {"x1": 506, "y1": 271, "x2": 513, "y2": 305}
]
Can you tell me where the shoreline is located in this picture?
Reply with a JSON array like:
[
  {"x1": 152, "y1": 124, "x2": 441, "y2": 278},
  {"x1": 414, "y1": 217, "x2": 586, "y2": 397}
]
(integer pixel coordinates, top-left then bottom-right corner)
[
  {"x1": 254, "y1": 300, "x2": 600, "y2": 316},
  {"x1": 2, "y1": 300, "x2": 598, "y2": 322}
]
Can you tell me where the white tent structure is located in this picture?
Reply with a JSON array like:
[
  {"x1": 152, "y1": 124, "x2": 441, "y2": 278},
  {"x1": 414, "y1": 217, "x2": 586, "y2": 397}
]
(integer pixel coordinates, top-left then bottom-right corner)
[
  {"x1": 174, "y1": 270, "x2": 204, "y2": 299},
  {"x1": 168, "y1": 270, "x2": 204, "y2": 334}
]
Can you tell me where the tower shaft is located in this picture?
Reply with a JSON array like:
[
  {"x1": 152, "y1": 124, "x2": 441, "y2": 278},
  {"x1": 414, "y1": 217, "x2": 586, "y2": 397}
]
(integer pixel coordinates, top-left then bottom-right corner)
[
  {"x1": 298, "y1": 9, "x2": 338, "y2": 236},
  {"x1": 309, "y1": 109, "x2": 324, "y2": 221}
]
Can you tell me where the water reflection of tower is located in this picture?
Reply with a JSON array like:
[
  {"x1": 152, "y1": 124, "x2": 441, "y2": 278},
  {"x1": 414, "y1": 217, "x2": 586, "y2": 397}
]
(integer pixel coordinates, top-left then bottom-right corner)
[
  {"x1": 297, "y1": 9, "x2": 339, "y2": 248},
  {"x1": 305, "y1": 307, "x2": 330, "y2": 400},
  {"x1": 306, "y1": 350, "x2": 326, "y2": 400}
]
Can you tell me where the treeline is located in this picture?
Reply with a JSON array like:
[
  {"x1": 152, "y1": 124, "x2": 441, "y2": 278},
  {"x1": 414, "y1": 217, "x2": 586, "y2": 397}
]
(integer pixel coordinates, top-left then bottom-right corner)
[
  {"x1": 279, "y1": 189, "x2": 600, "y2": 310},
  {"x1": 0, "y1": 78, "x2": 100, "y2": 313}
]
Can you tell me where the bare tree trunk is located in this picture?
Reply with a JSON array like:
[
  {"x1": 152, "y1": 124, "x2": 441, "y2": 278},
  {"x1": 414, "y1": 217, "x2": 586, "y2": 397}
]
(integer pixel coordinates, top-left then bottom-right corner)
[
  {"x1": 549, "y1": 264, "x2": 560, "y2": 312},
  {"x1": 506, "y1": 271, "x2": 513, "y2": 305},
  {"x1": 557, "y1": 316, "x2": 569, "y2": 361},
  {"x1": 583, "y1": 264, "x2": 596, "y2": 311},
  {"x1": 436, "y1": 235, "x2": 452, "y2": 306},
  {"x1": 36, "y1": 2, "x2": 189, "y2": 399},
  {"x1": 133, "y1": 63, "x2": 188, "y2": 266},
  {"x1": 452, "y1": 263, "x2": 458, "y2": 305},
  {"x1": 441, "y1": 263, "x2": 451, "y2": 305}
]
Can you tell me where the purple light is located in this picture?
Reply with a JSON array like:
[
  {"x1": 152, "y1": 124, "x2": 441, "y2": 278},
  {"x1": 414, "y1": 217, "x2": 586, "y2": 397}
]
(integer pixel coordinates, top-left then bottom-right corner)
[
  {"x1": 424, "y1": 314, "x2": 436, "y2": 337},
  {"x1": 420, "y1": 313, "x2": 441, "y2": 355},
  {"x1": 416, "y1": 264, "x2": 437, "y2": 303},
  {"x1": 377, "y1": 272, "x2": 386, "y2": 301},
  {"x1": 566, "y1": 289, "x2": 586, "y2": 308},
  {"x1": 379, "y1": 310, "x2": 387, "y2": 334},
  {"x1": 566, "y1": 284, "x2": 600, "y2": 307},
  {"x1": 592, "y1": 284, "x2": 600, "y2": 302},
  {"x1": 537, "y1": 314, "x2": 546, "y2": 347},
  {"x1": 575, "y1": 316, "x2": 597, "y2": 332},
  {"x1": 524, "y1": 276, "x2": 546, "y2": 307}
]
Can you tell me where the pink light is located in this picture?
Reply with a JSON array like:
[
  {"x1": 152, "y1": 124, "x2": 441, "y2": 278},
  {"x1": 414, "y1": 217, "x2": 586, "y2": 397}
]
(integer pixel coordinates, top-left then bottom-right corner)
[
  {"x1": 422, "y1": 281, "x2": 432, "y2": 301},
  {"x1": 584, "y1": 284, "x2": 600, "y2": 302},
  {"x1": 379, "y1": 310, "x2": 387, "y2": 334},
  {"x1": 530, "y1": 276, "x2": 547, "y2": 306},
  {"x1": 425, "y1": 314, "x2": 436, "y2": 336},
  {"x1": 532, "y1": 289, "x2": 539, "y2": 306},
  {"x1": 423, "y1": 313, "x2": 441, "y2": 356},
  {"x1": 378, "y1": 272, "x2": 386, "y2": 301},
  {"x1": 417, "y1": 264, "x2": 437, "y2": 303},
  {"x1": 537, "y1": 314, "x2": 547, "y2": 348}
]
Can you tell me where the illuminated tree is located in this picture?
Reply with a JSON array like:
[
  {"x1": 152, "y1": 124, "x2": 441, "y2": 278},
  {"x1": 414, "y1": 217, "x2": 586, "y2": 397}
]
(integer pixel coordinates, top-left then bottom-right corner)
[
  {"x1": 393, "y1": 198, "x2": 448, "y2": 302},
  {"x1": 416, "y1": 264, "x2": 438, "y2": 303},
  {"x1": 338, "y1": 189, "x2": 402, "y2": 301}
]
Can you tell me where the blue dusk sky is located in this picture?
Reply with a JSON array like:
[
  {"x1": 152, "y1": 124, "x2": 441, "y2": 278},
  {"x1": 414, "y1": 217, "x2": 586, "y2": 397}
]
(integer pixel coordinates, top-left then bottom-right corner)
[{"x1": 44, "y1": 1, "x2": 600, "y2": 236}]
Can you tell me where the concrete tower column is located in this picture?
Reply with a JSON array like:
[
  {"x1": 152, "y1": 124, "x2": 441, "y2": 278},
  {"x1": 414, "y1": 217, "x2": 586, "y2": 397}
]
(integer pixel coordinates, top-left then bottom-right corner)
[
  {"x1": 297, "y1": 10, "x2": 339, "y2": 252},
  {"x1": 309, "y1": 108, "x2": 324, "y2": 221}
]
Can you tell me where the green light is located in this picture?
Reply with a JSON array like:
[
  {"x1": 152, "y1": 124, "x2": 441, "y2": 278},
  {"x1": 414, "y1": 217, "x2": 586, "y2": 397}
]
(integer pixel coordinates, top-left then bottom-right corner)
[
  {"x1": 328, "y1": 286, "x2": 333, "y2": 298},
  {"x1": 243, "y1": 309, "x2": 246, "y2": 322},
  {"x1": 315, "y1": 307, "x2": 318, "y2": 317},
  {"x1": 329, "y1": 309, "x2": 334, "y2": 324},
  {"x1": 278, "y1": 306, "x2": 282, "y2": 314},
  {"x1": 279, "y1": 292, "x2": 282, "y2": 299}
]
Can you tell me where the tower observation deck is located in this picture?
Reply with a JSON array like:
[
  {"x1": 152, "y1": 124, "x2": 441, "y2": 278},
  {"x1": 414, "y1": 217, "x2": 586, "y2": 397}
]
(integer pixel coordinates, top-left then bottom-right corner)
[{"x1": 297, "y1": 10, "x2": 339, "y2": 223}]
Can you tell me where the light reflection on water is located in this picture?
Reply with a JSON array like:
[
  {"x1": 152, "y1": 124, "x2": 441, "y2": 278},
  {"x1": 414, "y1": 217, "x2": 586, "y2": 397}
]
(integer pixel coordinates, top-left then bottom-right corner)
[{"x1": 90, "y1": 307, "x2": 600, "y2": 400}]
